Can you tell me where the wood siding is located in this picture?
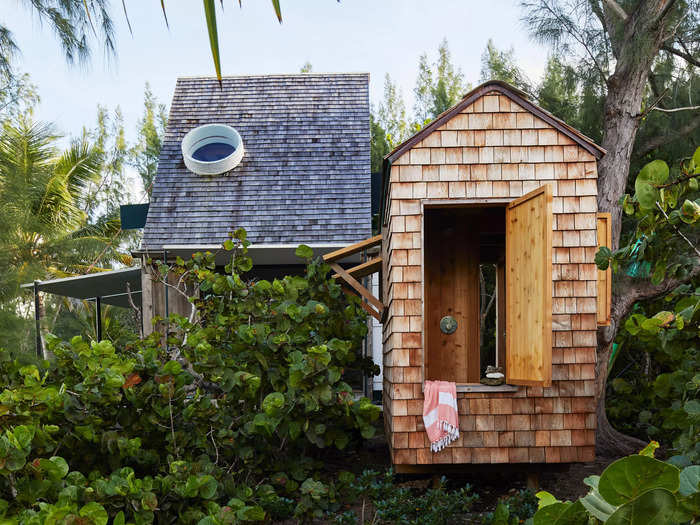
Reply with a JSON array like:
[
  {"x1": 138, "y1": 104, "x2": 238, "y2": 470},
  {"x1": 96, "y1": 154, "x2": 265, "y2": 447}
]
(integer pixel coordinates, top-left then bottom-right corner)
[{"x1": 381, "y1": 91, "x2": 599, "y2": 465}]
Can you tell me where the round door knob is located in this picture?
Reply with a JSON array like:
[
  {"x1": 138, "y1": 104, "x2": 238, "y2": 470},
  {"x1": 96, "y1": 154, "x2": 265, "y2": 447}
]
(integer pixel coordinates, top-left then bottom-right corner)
[{"x1": 440, "y1": 315, "x2": 457, "y2": 334}]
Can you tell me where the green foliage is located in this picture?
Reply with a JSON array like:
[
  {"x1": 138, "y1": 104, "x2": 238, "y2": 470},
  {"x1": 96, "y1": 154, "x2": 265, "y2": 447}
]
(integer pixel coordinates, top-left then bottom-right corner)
[
  {"x1": 0, "y1": 234, "x2": 380, "y2": 522},
  {"x1": 0, "y1": 117, "x2": 128, "y2": 302},
  {"x1": 375, "y1": 74, "x2": 410, "y2": 148},
  {"x1": 597, "y1": 147, "x2": 699, "y2": 462},
  {"x1": 129, "y1": 84, "x2": 167, "y2": 197},
  {"x1": 480, "y1": 39, "x2": 532, "y2": 93},
  {"x1": 370, "y1": 113, "x2": 390, "y2": 173},
  {"x1": 533, "y1": 445, "x2": 700, "y2": 524},
  {"x1": 413, "y1": 39, "x2": 468, "y2": 123},
  {"x1": 0, "y1": 1, "x2": 116, "y2": 82},
  {"x1": 332, "y1": 470, "x2": 478, "y2": 525},
  {"x1": 481, "y1": 489, "x2": 538, "y2": 524}
]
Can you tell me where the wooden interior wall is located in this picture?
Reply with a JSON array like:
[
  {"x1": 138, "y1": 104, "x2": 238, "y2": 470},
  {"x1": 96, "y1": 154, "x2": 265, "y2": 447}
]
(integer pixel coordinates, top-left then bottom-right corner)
[
  {"x1": 424, "y1": 211, "x2": 480, "y2": 383},
  {"x1": 381, "y1": 91, "x2": 599, "y2": 465}
]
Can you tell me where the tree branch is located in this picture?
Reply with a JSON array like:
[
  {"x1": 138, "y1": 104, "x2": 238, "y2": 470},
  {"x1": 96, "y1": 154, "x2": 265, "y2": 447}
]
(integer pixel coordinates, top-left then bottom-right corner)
[
  {"x1": 600, "y1": 260, "x2": 700, "y2": 347},
  {"x1": 652, "y1": 0, "x2": 679, "y2": 28},
  {"x1": 656, "y1": 172, "x2": 700, "y2": 189},
  {"x1": 656, "y1": 202, "x2": 700, "y2": 258},
  {"x1": 634, "y1": 117, "x2": 700, "y2": 159},
  {"x1": 662, "y1": 43, "x2": 700, "y2": 67},
  {"x1": 652, "y1": 104, "x2": 700, "y2": 113},
  {"x1": 602, "y1": 0, "x2": 629, "y2": 22}
]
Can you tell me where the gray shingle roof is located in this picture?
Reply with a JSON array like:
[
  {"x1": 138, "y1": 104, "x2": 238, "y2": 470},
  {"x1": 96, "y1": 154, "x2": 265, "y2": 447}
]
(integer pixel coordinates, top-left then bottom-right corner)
[{"x1": 141, "y1": 73, "x2": 371, "y2": 250}]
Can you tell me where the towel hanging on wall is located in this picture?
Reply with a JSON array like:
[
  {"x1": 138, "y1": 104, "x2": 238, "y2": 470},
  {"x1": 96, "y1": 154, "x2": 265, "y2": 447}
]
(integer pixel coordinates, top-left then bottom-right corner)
[{"x1": 422, "y1": 380, "x2": 459, "y2": 452}]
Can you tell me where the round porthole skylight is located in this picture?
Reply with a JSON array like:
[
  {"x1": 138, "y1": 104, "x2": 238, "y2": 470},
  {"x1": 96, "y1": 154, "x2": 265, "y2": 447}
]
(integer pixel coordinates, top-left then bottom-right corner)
[{"x1": 181, "y1": 124, "x2": 244, "y2": 175}]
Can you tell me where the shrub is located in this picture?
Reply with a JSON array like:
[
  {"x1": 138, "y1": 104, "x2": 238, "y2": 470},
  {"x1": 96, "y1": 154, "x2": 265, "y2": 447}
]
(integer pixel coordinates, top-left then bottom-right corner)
[
  {"x1": 0, "y1": 231, "x2": 380, "y2": 523},
  {"x1": 532, "y1": 443, "x2": 700, "y2": 524},
  {"x1": 331, "y1": 470, "x2": 479, "y2": 525}
]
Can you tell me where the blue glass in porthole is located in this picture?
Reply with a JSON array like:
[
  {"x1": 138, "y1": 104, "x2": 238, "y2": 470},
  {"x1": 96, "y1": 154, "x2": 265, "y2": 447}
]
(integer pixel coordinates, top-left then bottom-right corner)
[{"x1": 192, "y1": 142, "x2": 236, "y2": 162}]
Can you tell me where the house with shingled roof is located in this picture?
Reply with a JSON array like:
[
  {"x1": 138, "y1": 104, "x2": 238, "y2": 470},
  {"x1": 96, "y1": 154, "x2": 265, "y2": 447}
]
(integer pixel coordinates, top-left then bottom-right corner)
[{"x1": 133, "y1": 74, "x2": 377, "y2": 391}]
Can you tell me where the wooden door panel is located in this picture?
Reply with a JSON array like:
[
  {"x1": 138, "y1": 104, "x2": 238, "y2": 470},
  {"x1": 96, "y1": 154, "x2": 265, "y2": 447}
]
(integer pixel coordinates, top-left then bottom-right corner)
[
  {"x1": 425, "y1": 212, "x2": 480, "y2": 383},
  {"x1": 505, "y1": 185, "x2": 553, "y2": 386}
]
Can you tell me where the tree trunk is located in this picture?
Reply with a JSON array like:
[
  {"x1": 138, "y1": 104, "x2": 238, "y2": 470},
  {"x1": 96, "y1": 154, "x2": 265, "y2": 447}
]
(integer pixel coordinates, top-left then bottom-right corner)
[
  {"x1": 594, "y1": 340, "x2": 647, "y2": 457},
  {"x1": 593, "y1": 0, "x2": 676, "y2": 456}
]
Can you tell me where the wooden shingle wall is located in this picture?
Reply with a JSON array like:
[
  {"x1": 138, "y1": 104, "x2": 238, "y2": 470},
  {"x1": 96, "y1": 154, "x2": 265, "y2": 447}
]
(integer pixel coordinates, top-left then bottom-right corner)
[{"x1": 381, "y1": 91, "x2": 598, "y2": 465}]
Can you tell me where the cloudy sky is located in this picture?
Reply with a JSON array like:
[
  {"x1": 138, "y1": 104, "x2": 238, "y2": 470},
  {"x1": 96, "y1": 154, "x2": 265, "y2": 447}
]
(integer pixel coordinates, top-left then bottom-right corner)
[{"x1": 5, "y1": 1, "x2": 552, "y2": 143}]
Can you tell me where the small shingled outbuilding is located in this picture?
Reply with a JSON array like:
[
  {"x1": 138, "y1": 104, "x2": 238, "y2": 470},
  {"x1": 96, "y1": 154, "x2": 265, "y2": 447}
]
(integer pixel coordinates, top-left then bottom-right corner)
[{"x1": 379, "y1": 80, "x2": 611, "y2": 471}]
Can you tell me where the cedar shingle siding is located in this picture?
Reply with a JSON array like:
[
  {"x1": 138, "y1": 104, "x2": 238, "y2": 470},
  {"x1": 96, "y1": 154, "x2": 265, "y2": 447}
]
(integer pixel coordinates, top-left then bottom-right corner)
[
  {"x1": 141, "y1": 73, "x2": 371, "y2": 250},
  {"x1": 381, "y1": 86, "x2": 601, "y2": 465}
]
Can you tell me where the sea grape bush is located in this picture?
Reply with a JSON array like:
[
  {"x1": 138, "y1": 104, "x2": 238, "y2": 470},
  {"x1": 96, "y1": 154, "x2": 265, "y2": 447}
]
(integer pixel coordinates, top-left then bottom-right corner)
[
  {"x1": 607, "y1": 285, "x2": 699, "y2": 463},
  {"x1": 0, "y1": 229, "x2": 380, "y2": 523},
  {"x1": 596, "y1": 146, "x2": 699, "y2": 461},
  {"x1": 532, "y1": 443, "x2": 700, "y2": 524}
]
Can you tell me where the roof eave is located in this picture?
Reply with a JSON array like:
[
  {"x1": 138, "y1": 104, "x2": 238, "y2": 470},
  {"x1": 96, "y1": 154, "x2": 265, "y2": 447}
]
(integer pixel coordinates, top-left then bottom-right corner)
[{"x1": 385, "y1": 80, "x2": 606, "y2": 164}]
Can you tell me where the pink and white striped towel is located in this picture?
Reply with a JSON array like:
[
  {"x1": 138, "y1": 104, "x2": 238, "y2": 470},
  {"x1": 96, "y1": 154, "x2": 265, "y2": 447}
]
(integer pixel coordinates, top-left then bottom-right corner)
[{"x1": 422, "y1": 380, "x2": 459, "y2": 452}]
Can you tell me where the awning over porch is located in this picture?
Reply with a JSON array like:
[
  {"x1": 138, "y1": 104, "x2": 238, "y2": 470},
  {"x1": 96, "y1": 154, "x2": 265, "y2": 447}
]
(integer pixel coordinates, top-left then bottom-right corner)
[{"x1": 21, "y1": 267, "x2": 142, "y2": 308}]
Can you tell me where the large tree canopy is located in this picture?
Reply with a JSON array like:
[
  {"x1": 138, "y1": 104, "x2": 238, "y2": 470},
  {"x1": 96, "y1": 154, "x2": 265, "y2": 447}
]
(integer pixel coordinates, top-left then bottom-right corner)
[{"x1": 519, "y1": 0, "x2": 700, "y2": 455}]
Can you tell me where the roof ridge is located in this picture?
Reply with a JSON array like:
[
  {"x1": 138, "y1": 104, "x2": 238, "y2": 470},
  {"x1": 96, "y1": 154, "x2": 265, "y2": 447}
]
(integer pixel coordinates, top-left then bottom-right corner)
[{"x1": 176, "y1": 72, "x2": 369, "y2": 80}]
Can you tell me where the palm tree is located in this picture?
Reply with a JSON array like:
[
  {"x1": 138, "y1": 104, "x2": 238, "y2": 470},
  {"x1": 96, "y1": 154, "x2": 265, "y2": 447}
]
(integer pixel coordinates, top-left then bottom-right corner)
[
  {"x1": 0, "y1": 1, "x2": 283, "y2": 85},
  {"x1": 0, "y1": 118, "x2": 128, "y2": 302}
]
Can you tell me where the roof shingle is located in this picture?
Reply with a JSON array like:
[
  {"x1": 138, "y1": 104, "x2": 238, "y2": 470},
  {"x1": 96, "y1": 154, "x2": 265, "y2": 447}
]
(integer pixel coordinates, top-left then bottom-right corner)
[{"x1": 141, "y1": 73, "x2": 371, "y2": 250}]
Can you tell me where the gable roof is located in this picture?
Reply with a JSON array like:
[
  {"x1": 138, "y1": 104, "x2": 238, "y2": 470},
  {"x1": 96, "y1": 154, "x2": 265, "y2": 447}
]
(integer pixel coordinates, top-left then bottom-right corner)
[
  {"x1": 140, "y1": 73, "x2": 371, "y2": 251},
  {"x1": 386, "y1": 80, "x2": 606, "y2": 163}
]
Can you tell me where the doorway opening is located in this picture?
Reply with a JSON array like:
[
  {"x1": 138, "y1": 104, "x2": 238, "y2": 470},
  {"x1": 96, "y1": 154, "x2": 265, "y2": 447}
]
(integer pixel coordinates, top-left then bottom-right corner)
[{"x1": 424, "y1": 205, "x2": 506, "y2": 384}]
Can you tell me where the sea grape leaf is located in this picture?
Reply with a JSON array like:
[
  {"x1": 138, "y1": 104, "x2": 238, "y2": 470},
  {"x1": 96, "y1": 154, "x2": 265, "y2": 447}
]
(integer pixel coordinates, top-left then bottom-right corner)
[
  {"x1": 606, "y1": 489, "x2": 677, "y2": 525},
  {"x1": 295, "y1": 244, "x2": 313, "y2": 259},
  {"x1": 634, "y1": 159, "x2": 669, "y2": 209},
  {"x1": 599, "y1": 455, "x2": 680, "y2": 505},
  {"x1": 679, "y1": 465, "x2": 700, "y2": 496},
  {"x1": 533, "y1": 500, "x2": 588, "y2": 524}
]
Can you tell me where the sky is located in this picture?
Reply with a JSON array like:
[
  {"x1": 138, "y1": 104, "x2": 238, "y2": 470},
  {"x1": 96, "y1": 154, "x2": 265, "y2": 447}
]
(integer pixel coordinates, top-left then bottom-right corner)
[{"x1": 4, "y1": 0, "x2": 552, "y2": 145}]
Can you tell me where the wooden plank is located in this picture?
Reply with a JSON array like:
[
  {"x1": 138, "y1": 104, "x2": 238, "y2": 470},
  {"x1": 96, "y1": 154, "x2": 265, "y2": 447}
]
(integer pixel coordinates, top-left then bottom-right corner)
[
  {"x1": 330, "y1": 262, "x2": 384, "y2": 313},
  {"x1": 425, "y1": 209, "x2": 480, "y2": 383},
  {"x1": 505, "y1": 184, "x2": 553, "y2": 387},
  {"x1": 343, "y1": 286, "x2": 382, "y2": 323},
  {"x1": 332, "y1": 256, "x2": 382, "y2": 281},
  {"x1": 496, "y1": 262, "x2": 506, "y2": 369},
  {"x1": 596, "y1": 213, "x2": 612, "y2": 326},
  {"x1": 323, "y1": 234, "x2": 382, "y2": 263}
]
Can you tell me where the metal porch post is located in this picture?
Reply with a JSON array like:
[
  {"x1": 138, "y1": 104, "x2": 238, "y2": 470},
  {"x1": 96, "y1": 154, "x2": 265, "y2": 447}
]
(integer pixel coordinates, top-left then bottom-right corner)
[
  {"x1": 96, "y1": 296, "x2": 102, "y2": 341},
  {"x1": 33, "y1": 281, "x2": 42, "y2": 358}
]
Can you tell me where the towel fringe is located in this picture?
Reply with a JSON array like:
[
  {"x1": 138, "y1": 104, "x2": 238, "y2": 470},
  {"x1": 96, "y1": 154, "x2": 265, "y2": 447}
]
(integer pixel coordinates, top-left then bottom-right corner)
[{"x1": 430, "y1": 421, "x2": 459, "y2": 452}]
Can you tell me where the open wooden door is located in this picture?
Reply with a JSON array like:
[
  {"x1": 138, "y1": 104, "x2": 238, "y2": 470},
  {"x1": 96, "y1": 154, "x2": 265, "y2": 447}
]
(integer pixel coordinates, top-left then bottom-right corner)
[{"x1": 505, "y1": 184, "x2": 553, "y2": 387}]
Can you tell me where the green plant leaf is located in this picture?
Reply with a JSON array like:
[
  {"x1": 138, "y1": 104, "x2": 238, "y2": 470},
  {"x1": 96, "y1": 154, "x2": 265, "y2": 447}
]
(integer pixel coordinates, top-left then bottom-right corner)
[
  {"x1": 606, "y1": 489, "x2": 677, "y2": 525},
  {"x1": 79, "y1": 502, "x2": 108, "y2": 525},
  {"x1": 295, "y1": 244, "x2": 313, "y2": 259},
  {"x1": 638, "y1": 441, "x2": 659, "y2": 457},
  {"x1": 270, "y1": 0, "x2": 282, "y2": 22},
  {"x1": 692, "y1": 146, "x2": 700, "y2": 173},
  {"x1": 533, "y1": 500, "x2": 587, "y2": 524},
  {"x1": 634, "y1": 159, "x2": 669, "y2": 209},
  {"x1": 679, "y1": 466, "x2": 700, "y2": 496},
  {"x1": 203, "y1": 0, "x2": 222, "y2": 83},
  {"x1": 536, "y1": 490, "x2": 560, "y2": 508},
  {"x1": 684, "y1": 400, "x2": 700, "y2": 418},
  {"x1": 199, "y1": 475, "x2": 218, "y2": 499},
  {"x1": 581, "y1": 484, "x2": 618, "y2": 522},
  {"x1": 595, "y1": 246, "x2": 612, "y2": 270},
  {"x1": 599, "y1": 455, "x2": 680, "y2": 506},
  {"x1": 262, "y1": 392, "x2": 285, "y2": 415}
]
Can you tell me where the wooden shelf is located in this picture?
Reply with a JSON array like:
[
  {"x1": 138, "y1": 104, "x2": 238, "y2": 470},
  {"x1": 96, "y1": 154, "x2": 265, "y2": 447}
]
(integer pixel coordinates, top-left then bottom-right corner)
[{"x1": 455, "y1": 384, "x2": 519, "y2": 393}]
